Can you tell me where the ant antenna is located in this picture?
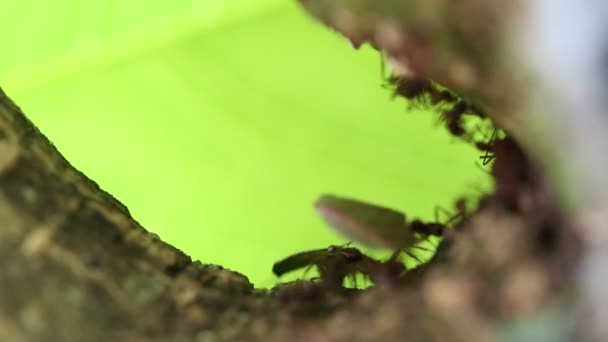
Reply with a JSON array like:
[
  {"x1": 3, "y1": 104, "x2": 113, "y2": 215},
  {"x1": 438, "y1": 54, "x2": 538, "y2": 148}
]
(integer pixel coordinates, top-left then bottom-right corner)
[
  {"x1": 410, "y1": 244, "x2": 434, "y2": 253},
  {"x1": 301, "y1": 263, "x2": 317, "y2": 280},
  {"x1": 479, "y1": 128, "x2": 498, "y2": 165},
  {"x1": 421, "y1": 237, "x2": 440, "y2": 250},
  {"x1": 434, "y1": 206, "x2": 453, "y2": 223},
  {"x1": 380, "y1": 51, "x2": 388, "y2": 82},
  {"x1": 433, "y1": 205, "x2": 466, "y2": 228}
]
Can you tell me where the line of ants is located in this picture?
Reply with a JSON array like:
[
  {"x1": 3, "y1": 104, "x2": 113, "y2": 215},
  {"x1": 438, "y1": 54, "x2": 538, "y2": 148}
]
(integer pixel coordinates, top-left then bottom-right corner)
[
  {"x1": 271, "y1": 64, "x2": 515, "y2": 293},
  {"x1": 378, "y1": 52, "x2": 503, "y2": 166},
  {"x1": 390, "y1": 77, "x2": 505, "y2": 169},
  {"x1": 383, "y1": 74, "x2": 490, "y2": 142},
  {"x1": 271, "y1": 117, "x2": 505, "y2": 291}
]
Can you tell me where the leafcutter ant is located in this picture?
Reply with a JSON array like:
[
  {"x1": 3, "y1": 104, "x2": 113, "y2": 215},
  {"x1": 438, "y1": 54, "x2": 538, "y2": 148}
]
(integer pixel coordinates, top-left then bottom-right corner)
[
  {"x1": 273, "y1": 245, "x2": 362, "y2": 277},
  {"x1": 391, "y1": 77, "x2": 433, "y2": 99},
  {"x1": 438, "y1": 101, "x2": 487, "y2": 139},
  {"x1": 273, "y1": 245, "x2": 368, "y2": 289},
  {"x1": 314, "y1": 194, "x2": 464, "y2": 263},
  {"x1": 440, "y1": 101, "x2": 468, "y2": 136},
  {"x1": 385, "y1": 76, "x2": 457, "y2": 107},
  {"x1": 272, "y1": 244, "x2": 406, "y2": 289}
]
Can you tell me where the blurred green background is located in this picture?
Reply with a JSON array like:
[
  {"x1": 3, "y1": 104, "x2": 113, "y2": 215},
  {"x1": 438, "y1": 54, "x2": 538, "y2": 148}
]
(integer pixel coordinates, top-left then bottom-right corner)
[{"x1": 1, "y1": 1, "x2": 488, "y2": 287}]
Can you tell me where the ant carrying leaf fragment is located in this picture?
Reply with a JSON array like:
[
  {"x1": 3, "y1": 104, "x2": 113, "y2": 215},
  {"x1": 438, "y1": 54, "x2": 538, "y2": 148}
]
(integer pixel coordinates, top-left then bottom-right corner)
[
  {"x1": 314, "y1": 194, "x2": 463, "y2": 262},
  {"x1": 271, "y1": 195, "x2": 468, "y2": 290}
]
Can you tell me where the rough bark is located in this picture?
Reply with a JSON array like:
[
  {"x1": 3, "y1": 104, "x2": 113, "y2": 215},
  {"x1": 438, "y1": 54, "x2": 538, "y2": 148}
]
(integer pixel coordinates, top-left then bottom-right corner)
[
  {"x1": 0, "y1": 1, "x2": 594, "y2": 341},
  {"x1": 0, "y1": 88, "x2": 255, "y2": 341}
]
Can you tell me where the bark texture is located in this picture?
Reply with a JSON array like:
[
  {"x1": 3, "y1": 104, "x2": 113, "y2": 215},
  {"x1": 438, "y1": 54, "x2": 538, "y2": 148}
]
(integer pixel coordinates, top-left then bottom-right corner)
[
  {"x1": 0, "y1": 1, "x2": 591, "y2": 341},
  {"x1": 0, "y1": 90, "x2": 256, "y2": 341}
]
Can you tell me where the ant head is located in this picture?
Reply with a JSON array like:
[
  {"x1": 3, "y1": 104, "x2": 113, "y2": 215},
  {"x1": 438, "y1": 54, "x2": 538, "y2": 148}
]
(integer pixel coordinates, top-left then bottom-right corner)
[
  {"x1": 342, "y1": 247, "x2": 364, "y2": 263},
  {"x1": 326, "y1": 245, "x2": 364, "y2": 263},
  {"x1": 389, "y1": 77, "x2": 432, "y2": 99},
  {"x1": 410, "y1": 220, "x2": 445, "y2": 237}
]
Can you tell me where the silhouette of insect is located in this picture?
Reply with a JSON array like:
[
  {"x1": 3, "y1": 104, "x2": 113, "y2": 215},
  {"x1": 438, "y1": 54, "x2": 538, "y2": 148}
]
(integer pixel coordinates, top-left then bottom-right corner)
[
  {"x1": 273, "y1": 196, "x2": 469, "y2": 290},
  {"x1": 392, "y1": 77, "x2": 433, "y2": 99},
  {"x1": 407, "y1": 203, "x2": 468, "y2": 246},
  {"x1": 440, "y1": 101, "x2": 487, "y2": 138},
  {"x1": 429, "y1": 88, "x2": 457, "y2": 105},
  {"x1": 273, "y1": 245, "x2": 365, "y2": 288},
  {"x1": 440, "y1": 101, "x2": 469, "y2": 136},
  {"x1": 273, "y1": 245, "x2": 362, "y2": 276},
  {"x1": 385, "y1": 74, "x2": 489, "y2": 140},
  {"x1": 490, "y1": 136, "x2": 533, "y2": 211},
  {"x1": 314, "y1": 194, "x2": 462, "y2": 262},
  {"x1": 386, "y1": 76, "x2": 458, "y2": 106},
  {"x1": 272, "y1": 245, "x2": 406, "y2": 289},
  {"x1": 475, "y1": 128, "x2": 499, "y2": 165}
]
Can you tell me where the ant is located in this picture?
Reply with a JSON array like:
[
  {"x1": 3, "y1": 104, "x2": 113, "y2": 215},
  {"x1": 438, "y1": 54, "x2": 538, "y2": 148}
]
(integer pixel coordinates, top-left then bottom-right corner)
[
  {"x1": 390, "y1": 76, "x2": 433, "y2": 100},
  {"x1": 385, "y1": 75, "x2": 458, "y2": 107},
  {"x1": 314, "y1": 194, "x2": 466, "y2": 264},
  {"x1": 381, "y1": 67, "x2": 488, "y2": 141},
  {"x1": 272, "y1": 245, "x2": 407, "y2": 290},
  {"x1": 378, "y1": 52, "x2": 428, "y2": 100},
  {"x1": 273, "y1": 245, "x2": 364, "y2": 281},
  {"x1": 440, "y1": 101, "x2": 468, "y2": 137},
  {"x1": 438, "y1": 101, "x2": 487, "y2": 139}
]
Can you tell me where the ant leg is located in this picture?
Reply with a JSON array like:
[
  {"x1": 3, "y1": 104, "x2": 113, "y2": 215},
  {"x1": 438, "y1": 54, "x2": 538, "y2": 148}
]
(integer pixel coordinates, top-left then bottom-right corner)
[
  {"x1": 434, "y1": 206, "x2": 454, "y2": 223},
  {"x1": 475, "y1": 161, "x2": 492, "y2": 174},
  {"x1": 404, "y1": 249, "x2": 424, "y2": 264},
  {"x1": 475, "y1": 124, "x2": 490, "y2": 140},
  {"x1": 380, "y1": 51, "x2": 387, "y2": 82},
  {"x1": 388, "y1": 249, "x2": 402, "y2": 262},
  {"x1": 406, "y1": 252, "x2": 423, "y2": 264},
  {"x1": 479, "y1": 153, "x2": 495, "y2": 166},
  {"x1": 349, "y1": 273, "x2": 359, "y2": 289},
  {"x1": 425, "y1": 238, "x2": 440, "y2": 249},
  {"x1": 435, "y1": 205, "x2": 465, "y2": 227},
  {"x1": 481, "y1": 128, "x2": 498, "y2": 165},
  {"x1": 410, "y1": 244, "x2": 434, "y2": 253},
  {"x1": 302, "y1": 264, "x2": 317, "y2": 279},
  {"x1": 479, "y1": 147, "x2": 495, "y2": 165}
]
